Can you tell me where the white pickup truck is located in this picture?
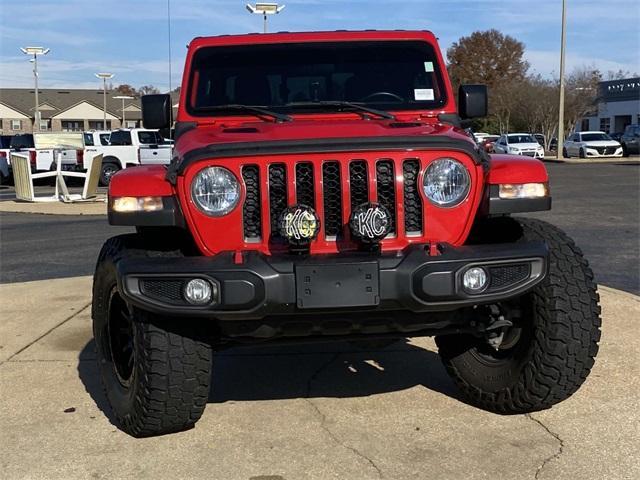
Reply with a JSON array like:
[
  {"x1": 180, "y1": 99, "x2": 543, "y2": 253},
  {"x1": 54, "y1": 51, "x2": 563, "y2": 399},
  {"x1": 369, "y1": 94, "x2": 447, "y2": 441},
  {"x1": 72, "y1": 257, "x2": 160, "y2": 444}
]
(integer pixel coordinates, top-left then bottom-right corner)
[{"x1": 84, "y1": 128, "x2": 172, "y2": 185}]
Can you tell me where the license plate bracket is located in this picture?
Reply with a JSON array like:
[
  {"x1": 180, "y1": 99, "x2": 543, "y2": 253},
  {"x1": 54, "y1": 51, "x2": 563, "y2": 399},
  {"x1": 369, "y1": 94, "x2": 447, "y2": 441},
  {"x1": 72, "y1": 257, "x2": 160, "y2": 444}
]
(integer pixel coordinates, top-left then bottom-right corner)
[{"x1": 295, "y1": 262, "x2": 379, "y2": 309}]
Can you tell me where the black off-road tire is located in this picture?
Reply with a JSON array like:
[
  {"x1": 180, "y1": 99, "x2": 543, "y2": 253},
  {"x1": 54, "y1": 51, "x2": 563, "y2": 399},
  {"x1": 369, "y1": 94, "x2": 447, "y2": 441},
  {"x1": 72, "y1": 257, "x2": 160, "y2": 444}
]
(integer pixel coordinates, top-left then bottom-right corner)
[
  {"x1": 92, "y1": 234, "x2": 212, "y2": 437},
  {"x1": 436, "y1": 218, "x2": 601, "y2": 414}
]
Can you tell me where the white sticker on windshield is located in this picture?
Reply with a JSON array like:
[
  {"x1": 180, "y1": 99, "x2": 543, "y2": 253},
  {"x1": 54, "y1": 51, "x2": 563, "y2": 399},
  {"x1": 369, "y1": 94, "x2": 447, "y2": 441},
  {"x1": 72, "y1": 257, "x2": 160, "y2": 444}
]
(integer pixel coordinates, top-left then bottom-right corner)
[
  {"x1": 414, "y1": 89, "x2": 434, "y2": 101},
  {"x1": 424, "y1": 61, "x2": 434, "y2": 72}
]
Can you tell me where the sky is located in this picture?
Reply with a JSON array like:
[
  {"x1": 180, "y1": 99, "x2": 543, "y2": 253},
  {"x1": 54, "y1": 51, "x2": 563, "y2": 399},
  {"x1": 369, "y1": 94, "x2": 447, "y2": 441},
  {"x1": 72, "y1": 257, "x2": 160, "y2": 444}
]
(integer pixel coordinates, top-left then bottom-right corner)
[{"x1": 1, "y1": 0, "x2": 639, "y2": 91}]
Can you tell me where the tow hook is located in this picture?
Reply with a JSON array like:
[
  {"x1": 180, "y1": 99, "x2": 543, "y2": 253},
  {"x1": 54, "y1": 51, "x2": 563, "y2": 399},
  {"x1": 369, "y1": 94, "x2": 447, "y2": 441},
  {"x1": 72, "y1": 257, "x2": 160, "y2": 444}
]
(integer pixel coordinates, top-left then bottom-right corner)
[{"x1": 484, "y1": 305, "x2": 513, "y2": 351}]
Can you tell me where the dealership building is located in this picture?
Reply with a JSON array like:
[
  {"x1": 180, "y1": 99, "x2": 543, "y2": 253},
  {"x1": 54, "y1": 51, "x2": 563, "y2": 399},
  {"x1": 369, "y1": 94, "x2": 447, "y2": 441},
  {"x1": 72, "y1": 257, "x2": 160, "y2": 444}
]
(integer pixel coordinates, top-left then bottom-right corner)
[
  {"x1": 579, "y1": 77, "x2": 640, "y2": 134},
  {"x1": 0, "y1": 88, "x2": 144, "y2": 135}
]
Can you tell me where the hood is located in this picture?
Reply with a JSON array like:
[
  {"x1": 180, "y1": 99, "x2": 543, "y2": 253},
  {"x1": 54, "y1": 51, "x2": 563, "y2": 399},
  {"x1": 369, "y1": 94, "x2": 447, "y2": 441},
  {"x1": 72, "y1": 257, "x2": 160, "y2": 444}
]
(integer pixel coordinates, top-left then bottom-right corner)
[
  {"x1": 583, "y1": 141, "x2": 621, "y2": 147},
  {"x1": 174, "y1": 118, "x2": 474, "y2": 154},
  {"x1": 508, "y1": 142, "x2": 542, "y2": 150}
]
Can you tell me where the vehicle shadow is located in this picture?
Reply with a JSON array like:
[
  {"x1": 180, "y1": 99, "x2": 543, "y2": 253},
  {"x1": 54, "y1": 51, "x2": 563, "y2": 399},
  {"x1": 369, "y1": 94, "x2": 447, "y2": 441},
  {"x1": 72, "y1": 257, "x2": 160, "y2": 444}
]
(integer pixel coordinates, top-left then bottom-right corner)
[{"x1": 78, "y1": 338, "x2": 460, "y2": 426}]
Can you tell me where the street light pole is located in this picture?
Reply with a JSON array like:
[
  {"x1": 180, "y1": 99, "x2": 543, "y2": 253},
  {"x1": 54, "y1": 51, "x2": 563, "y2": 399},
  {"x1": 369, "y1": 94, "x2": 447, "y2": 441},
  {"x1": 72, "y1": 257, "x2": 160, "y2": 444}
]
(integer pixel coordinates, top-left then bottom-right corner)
[
  {"x1": 246, "y1": 3, "x2": 285, "y2": 33},
  {"x1": 20, "y1": 47, "x2": 50, "y2": 132},
  {"x1": 95, "y1": 73, "x2": 114, "y2": 129},
  {"x1": 557, "y1": 0, "x2": 567, "y2": 159},
  {"x1": 113, "y1": 95, "x2": 134, "y2": 128}
]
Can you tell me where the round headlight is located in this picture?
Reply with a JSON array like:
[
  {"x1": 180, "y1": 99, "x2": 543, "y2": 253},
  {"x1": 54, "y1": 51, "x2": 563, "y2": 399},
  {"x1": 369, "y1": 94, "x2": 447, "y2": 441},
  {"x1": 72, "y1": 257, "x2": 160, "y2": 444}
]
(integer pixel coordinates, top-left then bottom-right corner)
[
  {"x1": 423, "y1": 158, "x2": 470, "y2": 207},
  {"x1": 191, "y1": 166, "x2": 240, "y2": 216}
]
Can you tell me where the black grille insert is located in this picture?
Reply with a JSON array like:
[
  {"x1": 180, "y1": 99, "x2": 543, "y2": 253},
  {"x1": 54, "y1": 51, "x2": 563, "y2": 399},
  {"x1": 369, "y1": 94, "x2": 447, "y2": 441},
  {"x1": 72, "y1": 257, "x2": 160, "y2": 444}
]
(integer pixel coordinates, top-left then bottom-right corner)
[
  {"x1": 268, "y1": 164, "x2": 287, "y2": 240},
  {"x1": 140, "y1": 279, "x2": 185, "y2": 305},
  {"x1": 242, "y1": 165, "x2": 261, "y2": 240},
  {"x1": 295, "y1": 162, "x2": 315, "y2": 207},
  {"x1": 349, "y1": 160, "x2": 369, "y2": 210},
  {"x1": 403, "y1": 159, "x2": 422, "y2": 233},
  {"x1": 488, "y1": 264, "x2": 530, "y2": 290},
  {"x1": 322, "y1": 162, "x2": 343, "y2": 237},
  {"x1": 376, "y1": 160, "x2": 396, "y2": 234}
]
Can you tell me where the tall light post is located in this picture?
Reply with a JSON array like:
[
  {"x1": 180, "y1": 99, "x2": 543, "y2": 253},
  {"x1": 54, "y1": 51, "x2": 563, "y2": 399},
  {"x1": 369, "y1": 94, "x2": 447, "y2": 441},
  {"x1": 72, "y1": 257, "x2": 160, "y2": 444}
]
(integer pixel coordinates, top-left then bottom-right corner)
[
  {"x1": 95, "y1": 72, "x2": 114, "y2": 129},
  {"x1": 557, "y1": 0, "x2": 567, "y2": 159},
  {"x1": 246, "y1": 3, "x2": 285, "y2": 33},
  {"x1": 113, "y1": 95, "x2": 134, "y2": 128},
  {"x1": 20, "y1": 46, "x2": 50, "y2": 132}
]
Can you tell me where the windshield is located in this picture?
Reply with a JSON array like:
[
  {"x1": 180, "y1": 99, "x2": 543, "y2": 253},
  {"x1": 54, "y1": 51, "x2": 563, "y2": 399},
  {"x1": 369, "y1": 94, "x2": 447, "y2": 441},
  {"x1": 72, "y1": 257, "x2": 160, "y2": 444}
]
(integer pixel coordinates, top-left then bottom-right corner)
[
  {"x1": 188, "y1": 41, "x2": 446, "y2": 116},
  {"x1": 508, "y1": 134, "x2": 537, "y2": 144},
  {"x1": 581, "y1": 133, "x2": 611, "y2": 141}
]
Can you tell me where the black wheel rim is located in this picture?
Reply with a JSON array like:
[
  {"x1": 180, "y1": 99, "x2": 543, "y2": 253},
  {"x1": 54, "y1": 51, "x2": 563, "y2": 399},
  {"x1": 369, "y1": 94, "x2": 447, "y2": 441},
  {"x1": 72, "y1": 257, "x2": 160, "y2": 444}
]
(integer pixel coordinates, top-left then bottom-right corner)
[
  {"x1": 102, "y1": 165, "x2": 117, "y2": 182},
  {"x1": 107, "y1": 290, "x2": 135, "y2": 387}
]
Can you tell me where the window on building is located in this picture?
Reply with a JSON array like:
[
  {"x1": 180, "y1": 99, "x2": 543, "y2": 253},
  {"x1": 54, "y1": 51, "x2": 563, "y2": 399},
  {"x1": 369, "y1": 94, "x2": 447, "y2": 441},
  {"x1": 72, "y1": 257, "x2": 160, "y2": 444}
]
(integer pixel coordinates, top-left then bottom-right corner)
[
  {"x1": 62, "y1": 121, "x2": 82, "y2": 132},
  {"x1": 39, "y1": 120, "x2": 49, "y2": 131},
  {"x1": 599, "y1": 117, "x2": 611, "y2": 133},
  {"x1": 11, "y1": 120, "x2": 21, "y2": 131},
  {"x1": 89, "y1": 121, "x2": 110, "y2": 130},
  {"x1": 581, "y1": 119, "x2": 590, "y2": 131},
  {"x1": 126, "y1": 121, "x2": 137, "y2": 128}
]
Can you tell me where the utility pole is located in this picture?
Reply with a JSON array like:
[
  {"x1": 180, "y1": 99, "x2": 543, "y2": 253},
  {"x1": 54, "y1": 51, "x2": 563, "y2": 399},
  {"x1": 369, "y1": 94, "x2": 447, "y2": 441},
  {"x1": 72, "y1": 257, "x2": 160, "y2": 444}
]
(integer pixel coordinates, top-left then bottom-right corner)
[
  {"x1": 95, "y1": 73, "x2": 114, "y2": 129},
  {"x1": 113, "y1": 95, "x2": 134, "y2": 128},
  {"x1": 20, "y1": 47, "x2": 50, "y2": 132},
  {"x1": 557, "y1": 0, "x2": 567, "y2": 159}
]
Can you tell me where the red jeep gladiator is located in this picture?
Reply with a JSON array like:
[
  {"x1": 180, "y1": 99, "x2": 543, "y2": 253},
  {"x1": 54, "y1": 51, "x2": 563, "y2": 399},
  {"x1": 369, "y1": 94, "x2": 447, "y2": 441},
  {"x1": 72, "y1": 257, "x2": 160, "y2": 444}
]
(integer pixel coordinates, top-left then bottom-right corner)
[{"x1": 92, "y1": 30, "x2": 601, "y2": 437}]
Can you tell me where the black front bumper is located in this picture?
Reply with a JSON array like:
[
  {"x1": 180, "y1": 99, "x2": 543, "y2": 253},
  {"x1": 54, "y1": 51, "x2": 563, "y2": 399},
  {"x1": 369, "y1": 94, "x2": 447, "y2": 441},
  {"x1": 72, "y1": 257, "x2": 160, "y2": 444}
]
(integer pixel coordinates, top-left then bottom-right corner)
[{"x1": 117, "y1": 242, "x2": 548, "y2": 321}]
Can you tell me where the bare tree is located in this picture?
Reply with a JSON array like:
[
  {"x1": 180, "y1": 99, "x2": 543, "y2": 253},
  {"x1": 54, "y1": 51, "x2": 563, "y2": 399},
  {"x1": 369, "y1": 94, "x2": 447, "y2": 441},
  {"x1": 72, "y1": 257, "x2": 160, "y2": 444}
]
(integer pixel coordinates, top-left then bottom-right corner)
[{"x1": 138, "y1": 85, "x2": 160, "y2": 95}]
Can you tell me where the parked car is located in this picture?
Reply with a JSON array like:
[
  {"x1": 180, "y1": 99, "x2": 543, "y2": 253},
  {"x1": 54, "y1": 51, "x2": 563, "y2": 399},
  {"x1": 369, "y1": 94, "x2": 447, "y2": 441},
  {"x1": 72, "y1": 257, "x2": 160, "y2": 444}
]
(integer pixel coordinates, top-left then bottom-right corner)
[
  {"x1": 92, "y1": 30, "x2": 600, "y2": 437},
  {"x1": 620, "y1": 124, "x2": 640, "y2": 156},
  {"x1": 493, "y1": 133, "x2": 545, "y2": 158},
  {"x1": 84, "y1": 128, "x2": 172, "y2": 185},
  {"x1": 562, "y1": 131, "x2": 623, "y2": 158},
  {"x1": 473, "y1": 132, "x2": 491, "y2": 144}
]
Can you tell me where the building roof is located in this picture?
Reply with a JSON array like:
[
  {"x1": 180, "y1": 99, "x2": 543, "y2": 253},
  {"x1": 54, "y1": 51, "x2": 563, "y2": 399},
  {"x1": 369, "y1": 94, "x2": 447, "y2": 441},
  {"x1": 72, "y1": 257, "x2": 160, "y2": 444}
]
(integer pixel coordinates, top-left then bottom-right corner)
[{"x1": 0, "y1": 88, "x2": 142, "y2": 120}]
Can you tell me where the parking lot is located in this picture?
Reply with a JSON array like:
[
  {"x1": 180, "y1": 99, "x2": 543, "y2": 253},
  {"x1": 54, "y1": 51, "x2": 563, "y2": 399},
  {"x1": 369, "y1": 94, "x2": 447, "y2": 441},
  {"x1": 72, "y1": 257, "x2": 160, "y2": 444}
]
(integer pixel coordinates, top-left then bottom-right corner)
[{"x1": 0, "y1": 162, "x2": 639, "y2": 479}]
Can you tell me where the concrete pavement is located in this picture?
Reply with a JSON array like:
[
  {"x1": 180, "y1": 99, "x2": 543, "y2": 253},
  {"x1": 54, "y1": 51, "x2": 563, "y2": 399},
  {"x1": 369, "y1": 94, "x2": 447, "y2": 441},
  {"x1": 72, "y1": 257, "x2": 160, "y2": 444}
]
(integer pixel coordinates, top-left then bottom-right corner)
[{"x1": 1, "y1": 277, "x2": 638, "y2": 480}]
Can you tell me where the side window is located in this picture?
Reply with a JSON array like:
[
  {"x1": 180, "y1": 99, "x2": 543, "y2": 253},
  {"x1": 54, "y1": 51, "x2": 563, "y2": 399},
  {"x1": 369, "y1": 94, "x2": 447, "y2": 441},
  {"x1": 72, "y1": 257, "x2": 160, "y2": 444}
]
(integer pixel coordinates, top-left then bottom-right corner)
[
  {"x1": 109, "y1": 130, "x2": 132, "y2": 146},
  {"x1": 99, "y1": 134, "x2": 111, "y2": 145},
  {"x1": 83, "y1": 133, "x2": 94, "y2": 146},
  {"x1": 138, "y1": 131, "x2": 163, "y2": 144}
]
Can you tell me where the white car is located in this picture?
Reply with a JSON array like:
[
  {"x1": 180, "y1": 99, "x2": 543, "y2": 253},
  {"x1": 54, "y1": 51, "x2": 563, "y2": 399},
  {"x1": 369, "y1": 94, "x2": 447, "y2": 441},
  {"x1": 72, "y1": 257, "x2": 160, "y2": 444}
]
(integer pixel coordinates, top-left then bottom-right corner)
[
  {"x1": 562, "y1": 131, "x2": 623, "y2": 158},
  {"x1": 84, "y1": 128, "x2": 172, "y2": 185},
  {"x1": 493, "y1": 133, "x2": 545, "y2": 158}
]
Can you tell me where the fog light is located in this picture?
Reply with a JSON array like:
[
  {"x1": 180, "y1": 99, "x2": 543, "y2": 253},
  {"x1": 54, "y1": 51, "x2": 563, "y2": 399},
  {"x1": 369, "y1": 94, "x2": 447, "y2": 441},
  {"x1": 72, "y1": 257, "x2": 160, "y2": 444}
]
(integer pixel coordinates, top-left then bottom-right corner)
[
  {"x1": 463, "y1": 267, "x2": 488, "y2": 293},
  {"x1": 183, "y1": 279, "x2": 214, "y2": 305}
]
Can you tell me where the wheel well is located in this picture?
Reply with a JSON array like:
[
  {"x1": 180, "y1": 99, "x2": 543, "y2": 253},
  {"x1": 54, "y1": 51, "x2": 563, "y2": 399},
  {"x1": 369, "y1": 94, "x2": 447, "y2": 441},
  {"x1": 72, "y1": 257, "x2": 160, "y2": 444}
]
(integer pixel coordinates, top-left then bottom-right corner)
[{"x1": 103, "y1": 156, "x2": 122, "y2": 168}]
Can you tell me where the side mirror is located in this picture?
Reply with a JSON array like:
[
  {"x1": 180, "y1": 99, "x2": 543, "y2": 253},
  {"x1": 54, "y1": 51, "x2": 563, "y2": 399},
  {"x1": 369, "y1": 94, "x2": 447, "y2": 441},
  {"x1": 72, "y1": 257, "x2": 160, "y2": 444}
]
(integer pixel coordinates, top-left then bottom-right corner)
[
  {"x1": 459, "y1": 85, "x2": 488, "y2": 119},
  {"x1": 142, "y1": 94, "x2": 172, "y2": 129}
]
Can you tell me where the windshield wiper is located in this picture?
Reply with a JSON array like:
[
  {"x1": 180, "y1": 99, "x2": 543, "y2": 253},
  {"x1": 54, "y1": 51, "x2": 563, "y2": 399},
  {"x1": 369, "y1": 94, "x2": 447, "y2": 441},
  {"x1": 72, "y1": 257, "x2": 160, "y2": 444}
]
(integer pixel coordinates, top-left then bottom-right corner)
[
  {"x1": 195, "y1": 104, "x2": 293, "y2": 123},
  {"x1": 285, "y1": 101, "x2": 396, "y2": 120}
]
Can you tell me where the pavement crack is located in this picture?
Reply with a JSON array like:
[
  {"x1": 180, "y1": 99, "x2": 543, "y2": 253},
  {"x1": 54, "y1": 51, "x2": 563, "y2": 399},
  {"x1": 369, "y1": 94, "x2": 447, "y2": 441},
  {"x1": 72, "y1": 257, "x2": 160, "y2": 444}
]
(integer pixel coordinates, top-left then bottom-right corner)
[
  {"x1": 0, "y1": 302, "x2": 91, "y2": 366},
  {"x1": 526, "y1": 413, "x2": 565, "y2": 480},
  {"x1": 304, "y1": 353, "x2": 384, "y2": 479}
]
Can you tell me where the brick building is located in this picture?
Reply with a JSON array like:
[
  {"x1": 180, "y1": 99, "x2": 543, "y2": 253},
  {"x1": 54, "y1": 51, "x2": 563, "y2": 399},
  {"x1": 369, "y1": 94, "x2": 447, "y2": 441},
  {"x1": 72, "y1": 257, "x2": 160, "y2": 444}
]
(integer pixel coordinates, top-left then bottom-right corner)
[{"x1": 0, "y1": 88, "x2": 144, "y2": 134}]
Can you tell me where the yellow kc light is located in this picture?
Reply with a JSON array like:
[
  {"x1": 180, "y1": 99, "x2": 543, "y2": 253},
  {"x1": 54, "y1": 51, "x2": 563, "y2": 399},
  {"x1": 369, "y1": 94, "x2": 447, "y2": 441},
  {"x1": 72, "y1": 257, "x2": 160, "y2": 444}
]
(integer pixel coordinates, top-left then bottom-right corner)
[{"x1": 279, "y1": 205, "x2": 320, "y2": 244}]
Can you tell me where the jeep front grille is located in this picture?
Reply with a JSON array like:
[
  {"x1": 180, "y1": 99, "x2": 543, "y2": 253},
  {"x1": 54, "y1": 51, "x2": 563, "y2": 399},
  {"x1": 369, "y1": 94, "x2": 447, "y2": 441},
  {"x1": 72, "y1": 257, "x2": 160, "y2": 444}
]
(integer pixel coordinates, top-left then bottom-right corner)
[{"x1": 241, "y1": 158, "x2": 427, "y2": 246}]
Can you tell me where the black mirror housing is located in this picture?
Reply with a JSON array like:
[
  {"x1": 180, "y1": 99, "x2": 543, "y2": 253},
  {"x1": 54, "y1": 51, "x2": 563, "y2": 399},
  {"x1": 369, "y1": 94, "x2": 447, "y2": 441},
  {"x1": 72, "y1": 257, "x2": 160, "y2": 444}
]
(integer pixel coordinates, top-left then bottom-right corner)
[
  {"x1": 458, "y1": 85, "x2": 488, "y2": 119},
  {"x1": 142, "y1": 94, "x2": 172, "y2": 129}
]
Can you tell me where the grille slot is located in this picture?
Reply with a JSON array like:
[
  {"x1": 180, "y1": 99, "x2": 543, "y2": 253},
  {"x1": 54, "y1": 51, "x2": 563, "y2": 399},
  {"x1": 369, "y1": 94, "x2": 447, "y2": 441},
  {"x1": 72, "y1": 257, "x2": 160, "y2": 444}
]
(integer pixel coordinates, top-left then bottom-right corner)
[
  {"x1": 268, "y1": 164, "x2": 287, "y2": 240},
  {"x1": 403, "y1": 159, "x2": 423, "y2": 234},
  {"x1": 488, "y1": 264, "x2": 530, "y2": 290},
  {"x1": 140, "y1": 279, "x2": 185, "y2": 305},
  {"x1": 295, "y1": 162, "x2": 315, "y2": 207},
  {"x1": 322, "y1": 161, "x2": 343, "y2": 237},
  {"x1": 376, "y1": 159, "x2": 396, "y2": 234},
  {"x1": 349, "y1": 160, "x2": 369, "y2": 210},
  {"x1": 242, "y1": 165, "x2": 261, "y2": 240}
]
